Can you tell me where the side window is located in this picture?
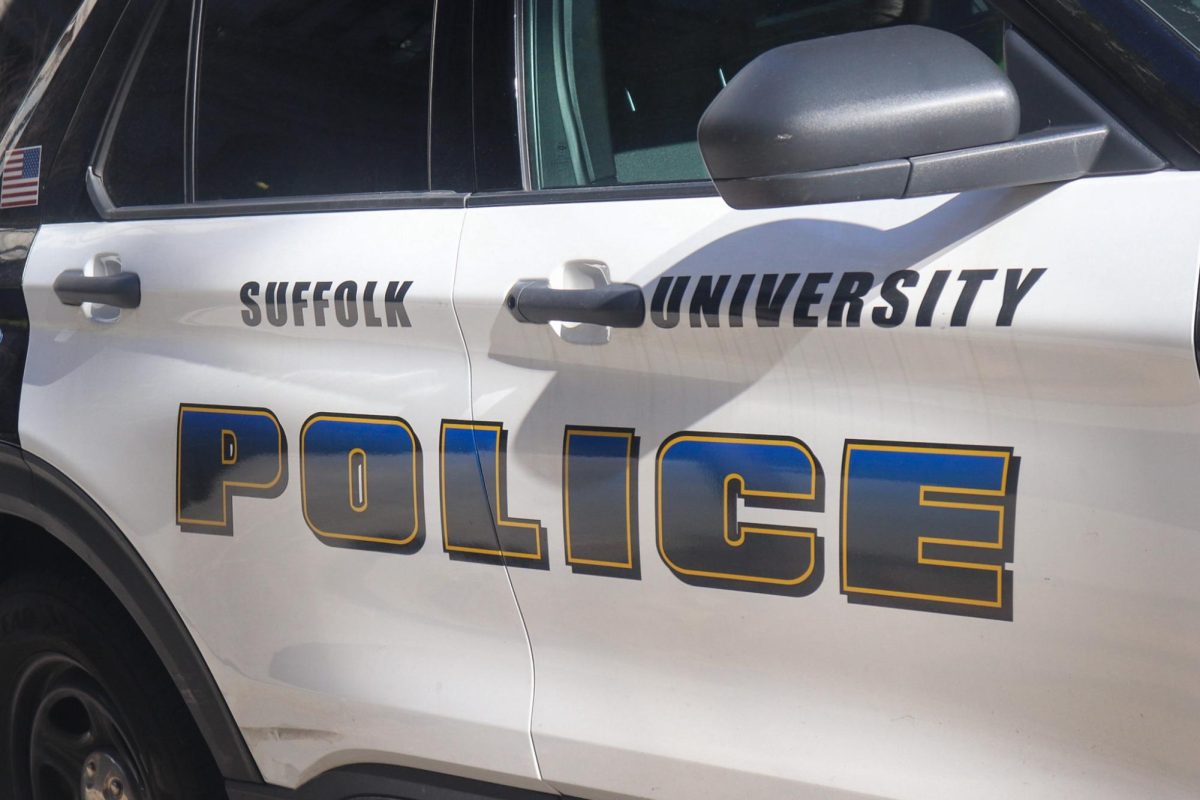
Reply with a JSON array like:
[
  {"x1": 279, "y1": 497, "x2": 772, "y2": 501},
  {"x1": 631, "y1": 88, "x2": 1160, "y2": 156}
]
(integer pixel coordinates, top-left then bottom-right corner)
[
  {"x1": 1138, "y1": 1, "x2": 1200, "y2": 50},
  {"x1": 102, "y1": 0, "x2": 190, "y2": 207},
  {"x1": 524, "y1": 0, "x2": 1006, "y2": 190},
  {"x1": 194, "y1": 0, "x2": 434, "y2": 201}
]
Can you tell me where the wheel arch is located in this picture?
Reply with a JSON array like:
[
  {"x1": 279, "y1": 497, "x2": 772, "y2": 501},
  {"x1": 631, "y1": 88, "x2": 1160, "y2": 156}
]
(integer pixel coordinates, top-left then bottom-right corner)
[{"x1": 0, "y1": 440, "x2": 262, "y2": 784}]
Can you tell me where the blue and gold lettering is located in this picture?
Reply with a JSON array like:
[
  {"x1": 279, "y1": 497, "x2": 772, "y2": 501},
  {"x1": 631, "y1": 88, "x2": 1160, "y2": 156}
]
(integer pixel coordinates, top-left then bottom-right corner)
[
  {"x1": 300, "y1": 413, "x2": 424, "y2": 552},
  {"x1": 441, "y1": 420, "x2": 547, "y2": 568},
  {"x1": 841, "y1": 441, "x2": 1017, "y2": 620},
  {"x1": 176, "y1": 405, "x2": 286, "y2": 534},
  {"x1": 656, "y1": 432, "x2": 823, "y2": 595},
  {"x1": 563, "y1": 426, "x2": 639, "y2": 578}
]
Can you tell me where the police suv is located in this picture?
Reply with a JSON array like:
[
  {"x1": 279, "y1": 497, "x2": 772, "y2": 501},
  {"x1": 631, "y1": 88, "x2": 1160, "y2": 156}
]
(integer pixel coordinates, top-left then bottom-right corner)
[{"x1": 1, "y1": 0, "x2": 1199, "y2": 798}]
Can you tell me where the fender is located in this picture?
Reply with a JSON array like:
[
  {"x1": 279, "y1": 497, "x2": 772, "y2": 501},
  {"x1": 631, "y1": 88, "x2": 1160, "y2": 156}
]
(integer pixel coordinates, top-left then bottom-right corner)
[{"x1": 0, "y1": 441, "x2": 261, "y2": 783}]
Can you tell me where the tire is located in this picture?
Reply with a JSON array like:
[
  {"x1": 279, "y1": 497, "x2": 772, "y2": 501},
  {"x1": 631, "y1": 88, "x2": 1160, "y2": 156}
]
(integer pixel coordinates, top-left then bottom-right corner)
[{"x1": 0, "y1": 569, "x2": 225, "y2": 799}]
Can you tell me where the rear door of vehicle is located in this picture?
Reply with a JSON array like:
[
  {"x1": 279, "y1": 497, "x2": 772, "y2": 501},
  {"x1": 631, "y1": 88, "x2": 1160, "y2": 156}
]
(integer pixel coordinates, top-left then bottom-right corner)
[
  {"x1": 18, "y1": 0, "x2": 541, "y2": 789},
  {"x1": 453, "y1": 2, "x2": 1200, "y2": 798}
]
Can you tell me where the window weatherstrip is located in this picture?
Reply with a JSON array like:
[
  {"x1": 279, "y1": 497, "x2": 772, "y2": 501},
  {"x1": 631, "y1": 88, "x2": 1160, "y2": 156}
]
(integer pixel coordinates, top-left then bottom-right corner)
[
  {"x1": 514, "y1": 0, "x2": 532, "y2": 191},
  {"x1": 467, "y1": 181, "x2": 718, "y2": 207},
  {"x1": 184, "y1": 0, "x2": 204, "y2": 203},
  {"x1": 427, "y1": 0, "x2": 440, "y2": 192},
  {"x1": 87, "y1": 168, "x2": 465, "y2": 219}
]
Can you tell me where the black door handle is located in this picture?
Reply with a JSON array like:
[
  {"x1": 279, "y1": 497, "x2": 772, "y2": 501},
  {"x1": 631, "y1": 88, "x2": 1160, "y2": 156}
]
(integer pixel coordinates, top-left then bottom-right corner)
[
  {"x1": 505, "y1": 280, "x2": 645, "y2": 328},
  {"x1": 53, "y1": 270, "x2": 141, "y2": 309}
]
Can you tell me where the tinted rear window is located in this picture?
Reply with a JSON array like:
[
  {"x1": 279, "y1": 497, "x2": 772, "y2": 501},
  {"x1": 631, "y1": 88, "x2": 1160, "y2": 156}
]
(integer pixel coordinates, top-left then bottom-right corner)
[{"x1": 194, "y1": 0, "x2": 435, "y2": 201}]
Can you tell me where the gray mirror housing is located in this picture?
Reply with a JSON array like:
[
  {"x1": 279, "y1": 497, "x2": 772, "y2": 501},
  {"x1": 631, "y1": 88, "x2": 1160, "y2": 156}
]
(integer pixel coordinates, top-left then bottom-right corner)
[
  {"x1": 700, "y1": 26, "x2": 1019, "y2": 181},
  {"x1": 698, "y1": 26, "x2": 1155, "y2": 209}
]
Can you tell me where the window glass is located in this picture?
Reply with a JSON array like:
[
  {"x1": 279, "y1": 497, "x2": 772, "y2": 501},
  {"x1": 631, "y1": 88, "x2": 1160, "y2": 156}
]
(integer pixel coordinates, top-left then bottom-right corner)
[
  {"x1": 524, "y1": 0, "x2": 1005, "y2": 189},
  {"x1": 104, "y1": 0, "x2": 190, "y2": 207},
  {"x1": 195, "y1": 0, "x2": 434, "y2": 201},
  {"x1": 0, "y1": 0, "x2": 79, "y2": 133},
  {"x1": 1138, "y1": 1, "x2": 1200, "y2": 50}
]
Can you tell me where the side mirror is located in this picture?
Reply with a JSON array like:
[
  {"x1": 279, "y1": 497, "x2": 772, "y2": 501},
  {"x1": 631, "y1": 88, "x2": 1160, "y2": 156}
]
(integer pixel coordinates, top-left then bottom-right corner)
[{"x1": 698, "y1": 26, "x2": 1109, "y2": 209}]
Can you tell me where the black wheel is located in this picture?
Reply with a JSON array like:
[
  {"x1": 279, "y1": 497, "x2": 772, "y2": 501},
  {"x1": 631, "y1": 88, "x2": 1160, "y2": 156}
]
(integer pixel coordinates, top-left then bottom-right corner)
[{"x1": 0, "y1": 570, "x2": 225, "y2": 799}]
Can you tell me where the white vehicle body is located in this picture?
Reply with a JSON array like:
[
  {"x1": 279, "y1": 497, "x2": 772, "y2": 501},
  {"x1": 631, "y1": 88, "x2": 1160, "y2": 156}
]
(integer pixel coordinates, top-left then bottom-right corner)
[{"x1": 3, "y1": 0, "x2": 1200, "y2": 798}]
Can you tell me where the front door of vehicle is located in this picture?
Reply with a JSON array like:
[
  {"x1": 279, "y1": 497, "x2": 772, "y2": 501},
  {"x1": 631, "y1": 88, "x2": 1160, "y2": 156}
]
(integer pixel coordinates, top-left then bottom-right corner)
[
  {"x1": 454, "y1": 2, "x2": 1200, "y2": 798},
  {"x1": 20, "y1": 0, "x2": 541, "y2": 790}
]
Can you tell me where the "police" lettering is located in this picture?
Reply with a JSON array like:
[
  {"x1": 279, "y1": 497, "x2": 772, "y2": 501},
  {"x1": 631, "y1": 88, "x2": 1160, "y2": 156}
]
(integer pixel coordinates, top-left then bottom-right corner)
[{"x1": 177, "y1": 410, "x2": 1019, "y2": 620}]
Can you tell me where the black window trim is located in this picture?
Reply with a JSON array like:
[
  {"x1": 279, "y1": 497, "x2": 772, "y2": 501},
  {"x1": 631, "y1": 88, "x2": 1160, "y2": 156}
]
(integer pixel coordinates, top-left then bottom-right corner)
[
  {"x1": 0, "y1": 0, "x2": 104, "y2": 161},
  {"x1": 89, "y1": 0, "x2": 169, "y2": 196},
  {"x1": 88, "y1": 0, "x2": 467, "y2": 222},
  {"x1": 993, "y1": 0, "x2": 1200, "y2": 169},
  {"x1": 513, "y1": 0, "x2": 533, "y2": 192},
  {"x1": 86, "y1": 167, "x2": 464, "y2": 219},
  {"x1": 428, "y1": 0, "x2": 473, "y2": 192},
  {"x1": 425, "y1": 0, "x2": 440, "y2": 192},
  {"x1": 467, "y1": 181, "x2": 717, "y2": 208},
  {"x1": 183, "y1": 0, "x2": 201, "y2": 202}
]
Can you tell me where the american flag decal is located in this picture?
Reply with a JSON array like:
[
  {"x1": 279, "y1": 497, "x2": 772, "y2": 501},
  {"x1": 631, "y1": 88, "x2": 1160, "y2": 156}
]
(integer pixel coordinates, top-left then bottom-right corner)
[{"x1": 1, "y1": 146, "x2": 41, "y2": 209}]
